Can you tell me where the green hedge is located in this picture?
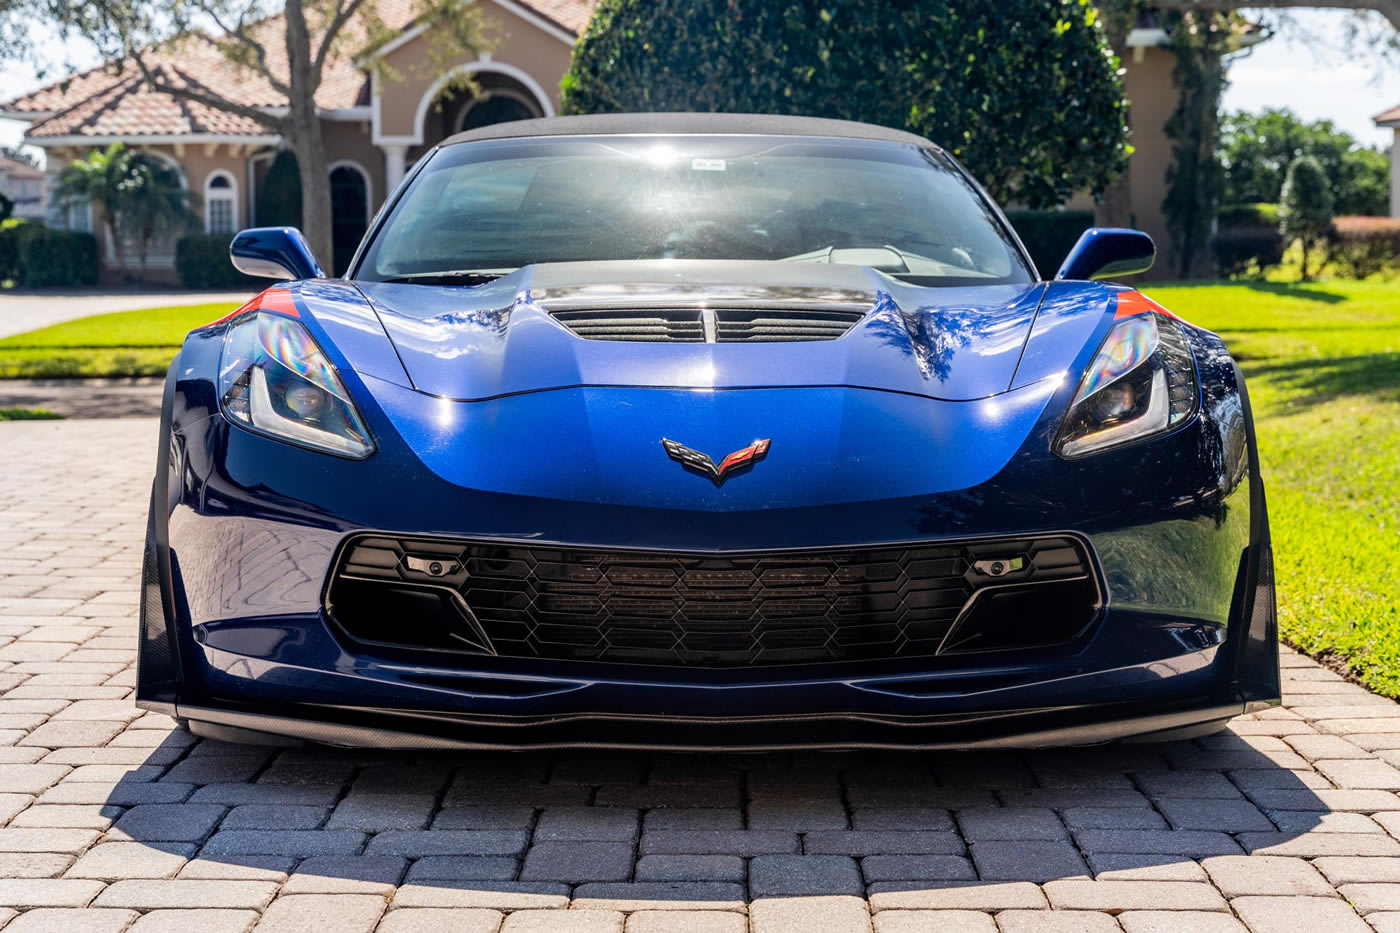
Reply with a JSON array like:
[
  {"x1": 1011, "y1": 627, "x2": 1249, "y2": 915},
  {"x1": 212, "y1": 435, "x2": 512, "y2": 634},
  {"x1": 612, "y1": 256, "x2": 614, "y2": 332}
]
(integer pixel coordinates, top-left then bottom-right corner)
[
  {"x1": 1004, "y1": 210, "x2": 1095, "y2": 278},
  {"x1": 175, "y1": 234, "x2": 261, "y2": 289},
  {"x1": 1326, "y1": 216, "x2": 1400, "y2": 280},
  {"x1": 1210, "y1": 227, "x2": 1285, "y2": 278},
  {"x1": 0, "y1": 221, "x2": 98, "y2": 287}
]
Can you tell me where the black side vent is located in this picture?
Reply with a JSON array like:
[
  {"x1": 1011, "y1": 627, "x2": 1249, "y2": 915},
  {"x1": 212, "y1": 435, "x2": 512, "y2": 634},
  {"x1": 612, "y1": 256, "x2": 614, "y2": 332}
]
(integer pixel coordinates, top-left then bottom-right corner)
[
  {"x1": 551, "y1": 309, "x2": 704, "y2": 342},
  {"x1": 713, "y1": 308, "x2": 865, "y2": 342},
  {"x1": 549, "y1": 307, "x2": 866, "y2": 343}
]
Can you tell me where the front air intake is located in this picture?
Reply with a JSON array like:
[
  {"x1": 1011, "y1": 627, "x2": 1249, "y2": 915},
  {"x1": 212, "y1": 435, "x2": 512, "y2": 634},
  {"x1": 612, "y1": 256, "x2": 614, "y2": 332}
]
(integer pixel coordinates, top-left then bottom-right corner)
[{"x1": 326, "y1": 534, "x2": 1102, "y2": 670}]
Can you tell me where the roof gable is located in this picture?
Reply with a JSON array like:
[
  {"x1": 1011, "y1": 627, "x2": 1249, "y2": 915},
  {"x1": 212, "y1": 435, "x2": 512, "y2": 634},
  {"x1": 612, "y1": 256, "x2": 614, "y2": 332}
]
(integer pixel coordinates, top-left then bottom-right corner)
[{"x1": 3, "y1": 0, "x2": 597, "y2": 140}]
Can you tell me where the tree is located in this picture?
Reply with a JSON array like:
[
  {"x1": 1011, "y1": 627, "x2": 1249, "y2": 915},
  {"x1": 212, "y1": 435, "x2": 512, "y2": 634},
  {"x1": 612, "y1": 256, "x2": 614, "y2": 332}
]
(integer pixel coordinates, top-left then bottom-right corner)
[
  {"x1": 0, "y1": 192, "x2": 12, "y2": 222},
  {"x1": 561, "y1": 0, "x2": 1131, "y2": 209},
  {"x1": 1154, "y1": 0, "x2": 1400, "y2": 33},
  {"x1": 54, "y1": 143, "x2": 195, "y2": 280},
  {"x1": 55, "y1": 143, "x2": 135, "y2": 276},
  {"x1": 1161, "y1": 9, "x2": 1237, "y2": 278},
  {"x1": 30, "y1": 0, "x2": 486, "y2": 269},
  {"x1": 1280, "y1": 154, "x2": 1334, "y2": 280},
  {"x1": 1221, "y1": 108, "x2": 1390, "y2": 216},
  {"x1": 0, "y1": 146, "x2": 38, "y2": 168},
  {"x1": 256, "y1": 150, "x2": 303, "y2": 229},
  {"x1": 123, "y1": 153, "x2": 195, "y2": 280}
]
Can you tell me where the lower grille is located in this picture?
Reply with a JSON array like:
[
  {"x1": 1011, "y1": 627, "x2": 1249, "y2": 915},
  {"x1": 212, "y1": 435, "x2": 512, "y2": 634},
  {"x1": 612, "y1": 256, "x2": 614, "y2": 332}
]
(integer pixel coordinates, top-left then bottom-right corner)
[{"x1": 326, "y1": 535, "x2": 1100, "y2": 669}]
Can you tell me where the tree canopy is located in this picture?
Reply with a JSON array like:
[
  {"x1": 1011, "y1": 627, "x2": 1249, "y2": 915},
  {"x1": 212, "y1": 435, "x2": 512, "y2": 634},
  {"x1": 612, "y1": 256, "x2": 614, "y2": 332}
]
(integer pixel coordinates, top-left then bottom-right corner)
[
  {"x1": 1221, "y1": 108, "x2": 1391, "y2": 217},
  {"x1": 1280, "y1": 154, "x2": 1335, "y2": 280},
  {"x1": 560, "y1": 0, "x2": 1131, "y2": 209}
]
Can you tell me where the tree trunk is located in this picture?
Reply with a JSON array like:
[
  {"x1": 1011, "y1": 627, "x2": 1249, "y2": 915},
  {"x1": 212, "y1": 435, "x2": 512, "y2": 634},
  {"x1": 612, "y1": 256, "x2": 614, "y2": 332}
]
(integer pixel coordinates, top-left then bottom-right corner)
[
  {"x1": 105, "y1": 216, "x2": 125, "y2": 280},
  {"x1": 283, "y1": 0, "x2": 333, "y2": 276},
  {"x1": 290, "y1": 130, "x2": 334, "y2": 277},
  {"x1": 1096, "y1": 25, "x2": 1134, "y2": 229}
]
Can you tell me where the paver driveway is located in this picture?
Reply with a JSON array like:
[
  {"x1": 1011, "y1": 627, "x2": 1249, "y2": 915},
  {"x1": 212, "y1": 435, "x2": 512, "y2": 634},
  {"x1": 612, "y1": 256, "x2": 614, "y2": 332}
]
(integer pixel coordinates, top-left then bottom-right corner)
[{"x1": 2, "y1": 418, "x2": 1400, "y2": 933}]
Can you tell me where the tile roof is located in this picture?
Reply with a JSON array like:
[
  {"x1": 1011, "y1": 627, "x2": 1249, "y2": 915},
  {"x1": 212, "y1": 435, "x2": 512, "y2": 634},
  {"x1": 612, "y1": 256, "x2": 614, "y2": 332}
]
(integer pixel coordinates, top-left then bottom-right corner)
[
  {"x1": 1376, "y1": 104, "x2": 1400, "y2": 126},
  {"x1": 0, "y1": 157, "x2": 43, "y2": 179},
  {"x1": 4, "y1": 0, "x2": 596, "y2": 139}
]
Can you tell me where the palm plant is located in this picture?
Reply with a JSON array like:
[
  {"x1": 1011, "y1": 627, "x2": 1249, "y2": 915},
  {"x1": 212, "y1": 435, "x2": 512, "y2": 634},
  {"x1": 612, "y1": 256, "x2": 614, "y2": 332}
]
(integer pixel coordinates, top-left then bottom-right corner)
[
  {"x1": 121, "y1": 155, "x2": 195, "y2": 281},
  {"x1": 56, "y1": 143, "x2": 134, "y2": 276},
  {"x1": 55, "y1": 145, "x2": 196, "y2": 281}
]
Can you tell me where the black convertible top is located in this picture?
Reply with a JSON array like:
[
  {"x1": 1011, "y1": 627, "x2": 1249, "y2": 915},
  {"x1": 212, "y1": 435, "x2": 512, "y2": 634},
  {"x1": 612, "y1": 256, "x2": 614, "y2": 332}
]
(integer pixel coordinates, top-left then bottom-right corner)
[{"x1": 440, "y1": 112, "x2": 938, "y2": 149}]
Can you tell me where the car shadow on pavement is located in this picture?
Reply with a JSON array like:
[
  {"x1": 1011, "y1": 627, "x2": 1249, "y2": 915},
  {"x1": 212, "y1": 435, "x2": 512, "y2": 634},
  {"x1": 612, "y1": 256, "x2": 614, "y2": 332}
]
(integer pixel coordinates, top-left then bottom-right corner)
[{"x1": 89, "y1": 728, "x2": 1350, "y2": 915}]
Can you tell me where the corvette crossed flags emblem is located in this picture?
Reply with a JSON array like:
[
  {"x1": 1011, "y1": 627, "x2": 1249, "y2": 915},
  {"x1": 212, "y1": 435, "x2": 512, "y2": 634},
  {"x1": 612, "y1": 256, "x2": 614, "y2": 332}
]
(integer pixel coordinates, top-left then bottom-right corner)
[{"x1": 661, "y1": 438, "x2": 771, "y2": 484}]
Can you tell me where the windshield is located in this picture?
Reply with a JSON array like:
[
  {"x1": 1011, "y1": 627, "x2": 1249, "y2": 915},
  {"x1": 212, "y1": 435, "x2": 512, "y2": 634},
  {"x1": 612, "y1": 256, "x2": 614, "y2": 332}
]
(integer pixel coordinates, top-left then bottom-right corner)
[{"x1": 355, "y1": 135, "x2": 1033, "y2": 286}]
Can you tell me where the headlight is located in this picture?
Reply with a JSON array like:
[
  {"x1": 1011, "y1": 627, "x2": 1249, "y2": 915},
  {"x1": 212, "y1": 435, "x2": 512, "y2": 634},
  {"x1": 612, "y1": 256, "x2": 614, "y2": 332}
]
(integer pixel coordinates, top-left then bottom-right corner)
[
  {"x1": 1054, "y1": 311, "x2": 1197, "y2": 458},
  {"x1": 218, "y1": 311, "x2": 375, "y2": 459}
]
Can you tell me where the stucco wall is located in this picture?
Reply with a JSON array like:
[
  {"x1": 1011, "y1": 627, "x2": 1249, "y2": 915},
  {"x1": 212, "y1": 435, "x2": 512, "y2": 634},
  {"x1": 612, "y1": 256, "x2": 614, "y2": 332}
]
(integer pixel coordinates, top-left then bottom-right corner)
[
  {"x1": 376, "y1": 3, "x2": 571, "y2": 141},
  {"x1": 1122, "y1": 47, "x2": 1177, "y2": 279}
]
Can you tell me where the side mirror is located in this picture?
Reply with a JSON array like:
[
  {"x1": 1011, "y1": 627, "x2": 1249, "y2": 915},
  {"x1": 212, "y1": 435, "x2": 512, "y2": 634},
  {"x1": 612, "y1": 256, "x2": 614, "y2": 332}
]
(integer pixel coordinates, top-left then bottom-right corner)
[
  {"x1": 230, "y1": 227, "x2": 325, "y2": 280},
  {"x1": 1054, "y1": 228, "x2": 1155, "y2": 282}
]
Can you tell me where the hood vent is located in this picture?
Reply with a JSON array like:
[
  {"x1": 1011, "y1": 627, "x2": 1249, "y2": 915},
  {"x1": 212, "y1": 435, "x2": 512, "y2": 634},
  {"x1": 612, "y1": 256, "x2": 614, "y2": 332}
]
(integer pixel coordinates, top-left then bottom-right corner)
[{"x1": 550, "y1": 307, "x2": 865, "y2": 343}]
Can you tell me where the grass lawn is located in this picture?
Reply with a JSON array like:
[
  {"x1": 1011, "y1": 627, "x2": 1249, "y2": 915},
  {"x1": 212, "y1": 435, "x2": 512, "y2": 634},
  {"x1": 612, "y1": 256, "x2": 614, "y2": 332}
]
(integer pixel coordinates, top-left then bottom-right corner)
[
  {"x1": 1, "y1": 280, "x2": 1396, "y2": 695},
  {"x1": 0, "y1": 303, "x2": 238, "y2": 378},
  {"x1": 0, "y1": 407, "x2": 62, "y2": 421},
  {"x1": 1147, "y1": 279, "x2": 1400, "y2": 696}
]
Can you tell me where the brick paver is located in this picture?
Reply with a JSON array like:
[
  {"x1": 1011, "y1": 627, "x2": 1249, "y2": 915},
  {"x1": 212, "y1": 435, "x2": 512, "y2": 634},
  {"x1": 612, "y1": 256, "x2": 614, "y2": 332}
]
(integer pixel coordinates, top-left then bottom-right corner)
[{"x1": 1, "y1": 416, "x2": 1399, "y2": 929}]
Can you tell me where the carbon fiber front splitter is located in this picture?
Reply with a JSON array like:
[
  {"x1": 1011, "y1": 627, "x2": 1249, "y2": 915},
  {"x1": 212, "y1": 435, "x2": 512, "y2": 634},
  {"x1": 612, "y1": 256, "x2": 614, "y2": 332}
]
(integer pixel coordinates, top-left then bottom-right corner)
[{"x1": 147, "y1": 697, "x2": 1256, "y2": 752}]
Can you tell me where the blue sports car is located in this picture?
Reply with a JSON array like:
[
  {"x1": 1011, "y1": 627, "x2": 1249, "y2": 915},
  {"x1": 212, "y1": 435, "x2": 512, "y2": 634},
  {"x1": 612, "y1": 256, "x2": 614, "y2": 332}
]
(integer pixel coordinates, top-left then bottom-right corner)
[{"x1": 138, "y1": 113, "x2": 1280, "y2": 750}]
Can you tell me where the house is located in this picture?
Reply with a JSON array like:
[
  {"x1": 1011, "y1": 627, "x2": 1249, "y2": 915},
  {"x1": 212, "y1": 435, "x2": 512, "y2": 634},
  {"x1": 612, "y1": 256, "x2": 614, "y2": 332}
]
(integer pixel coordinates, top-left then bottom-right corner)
[
  {"x1": 0, "y1": 1, "x2": 1260, "y2": 282},
  {"x1": 0, "y1": 0, "x2": 593, "y2": 280},
  {"x1": 1376, "y1": 104, "x2": 1400, "y2": 217},
  {"x1": 0, "y1": 156, "x2": 46, "y2": 220}
]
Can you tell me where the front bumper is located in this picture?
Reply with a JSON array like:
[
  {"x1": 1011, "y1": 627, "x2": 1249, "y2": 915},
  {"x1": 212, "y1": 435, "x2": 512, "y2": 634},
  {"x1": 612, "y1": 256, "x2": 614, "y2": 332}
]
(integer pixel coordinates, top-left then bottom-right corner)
[{"x1": 136, "y1": 323, "x2": 1280, "y2": 750}]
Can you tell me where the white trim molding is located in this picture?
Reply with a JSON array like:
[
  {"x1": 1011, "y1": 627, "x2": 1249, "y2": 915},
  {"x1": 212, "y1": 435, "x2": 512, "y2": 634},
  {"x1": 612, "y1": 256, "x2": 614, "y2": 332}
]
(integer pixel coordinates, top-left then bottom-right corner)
[
  {"x1": 328, "y1": 159, "x2": 374, "y2": 221},
  {"x1": 409, "y1": 61, "x2": 554, "y2": 143}
]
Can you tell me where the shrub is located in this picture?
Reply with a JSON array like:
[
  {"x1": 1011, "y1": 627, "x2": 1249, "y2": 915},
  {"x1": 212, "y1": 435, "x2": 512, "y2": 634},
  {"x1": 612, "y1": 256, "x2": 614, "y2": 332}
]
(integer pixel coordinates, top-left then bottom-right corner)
[
  {"x1": 257, "y1": 150, "x2": 302, "y2": 229},
  {"x1": 1210, "y1": 227, "x2": 1285, "y2": 278},
  {"x1": 0, "y1": 192, "x2": 12, "y2": 222},
  {"x1": 1217, "y1": 202, "x2": 1279, "y2": 229},
  {"x1": 1004, "y1": 210, "x2": 1095, "y2": 278},
  {"x1": 1280, "y1": 155, "x2": 1334, "y2": 281},
  {"x1": 560, "y1": 0, "x2": 1130, "y2": 209},
  {"x1": 0, "y1": 222, "x2": 98, "y2": 287},
  {"x1": 1325, "y1": 216, "x2": 1400, "y2": 280},
  {"x1": 175, "y1": 234, "x2": 261, "y2": 289}
]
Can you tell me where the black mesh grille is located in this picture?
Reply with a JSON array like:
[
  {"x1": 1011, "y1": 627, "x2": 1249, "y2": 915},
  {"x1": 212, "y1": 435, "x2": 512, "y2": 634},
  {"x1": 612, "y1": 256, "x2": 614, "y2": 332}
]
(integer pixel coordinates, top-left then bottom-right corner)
[
  {"x1": 550, "y1": 309, "x2": 704, "y2": 342},
  {"x1": 327, "y1": 535, "x2": 1098, "y2": 668},
  {"x1": 550, "y1": 308, "x2": 865, "y2": 343}
]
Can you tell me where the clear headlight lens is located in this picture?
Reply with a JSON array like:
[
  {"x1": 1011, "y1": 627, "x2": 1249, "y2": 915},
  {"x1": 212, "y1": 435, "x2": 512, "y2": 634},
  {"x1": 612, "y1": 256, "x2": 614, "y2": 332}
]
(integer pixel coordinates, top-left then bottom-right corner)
[
  {"x1": 218, "y1": 311, "x2": 374, "y2": 459},
  {"x1": 1054, "y1": 311, "x2": 1198, "y2": 458}
]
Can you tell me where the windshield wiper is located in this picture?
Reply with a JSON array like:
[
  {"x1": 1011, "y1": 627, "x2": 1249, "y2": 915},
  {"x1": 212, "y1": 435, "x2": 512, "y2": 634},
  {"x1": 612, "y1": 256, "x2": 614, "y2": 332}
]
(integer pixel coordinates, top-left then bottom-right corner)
[{"x1": 378, "y1": 269, "x2": 510, "y2": 286}]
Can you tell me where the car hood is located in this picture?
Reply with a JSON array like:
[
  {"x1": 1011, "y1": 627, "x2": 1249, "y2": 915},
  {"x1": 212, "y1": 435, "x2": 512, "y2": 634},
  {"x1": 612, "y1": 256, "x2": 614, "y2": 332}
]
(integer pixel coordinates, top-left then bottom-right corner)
[{"x1": 352, "y1": 261, "x2": 1057, "y2": 402}]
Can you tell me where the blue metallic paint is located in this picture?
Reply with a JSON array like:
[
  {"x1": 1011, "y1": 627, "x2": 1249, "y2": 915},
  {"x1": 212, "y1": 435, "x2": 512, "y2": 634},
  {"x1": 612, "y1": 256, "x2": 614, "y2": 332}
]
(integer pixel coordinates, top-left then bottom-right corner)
[
  {"x1": 357, "y1": 263, "x2": 1047, "y2": 402},
  {"x1": 1055, "y1": 227, "x2": 1157, "y2": 282},
  {"x1": 138, "y1": 148, "x2": 1276, "y2": 748},
  {"x1": 230, "y1": 227, "x2": 326, "y2": 281},
  {"x1": 137, "y1": 269, "x2": 1276, "y2": 748}
]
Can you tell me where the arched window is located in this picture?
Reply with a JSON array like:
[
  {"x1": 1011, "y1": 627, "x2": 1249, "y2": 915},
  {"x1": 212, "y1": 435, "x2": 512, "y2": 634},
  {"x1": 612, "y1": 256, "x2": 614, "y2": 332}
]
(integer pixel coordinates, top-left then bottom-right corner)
[
  {"x1": 329, "y1": 162, "x2": 371, "y2": 276},
  {"x1": 204, "y1": 171, "x2": 239, "y2": 234},
  {"x1": 458, "y1": 90, "x2": 540, "y2": 133}
]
